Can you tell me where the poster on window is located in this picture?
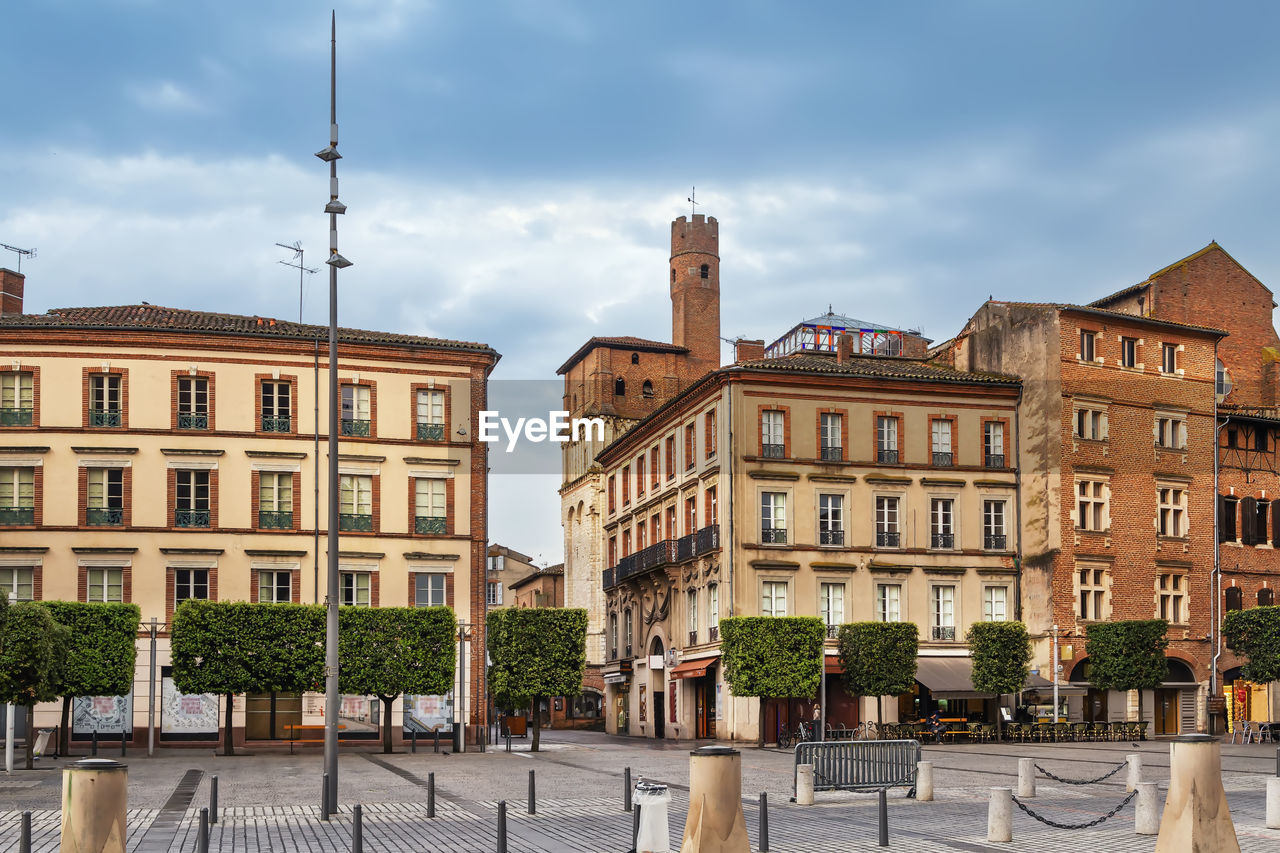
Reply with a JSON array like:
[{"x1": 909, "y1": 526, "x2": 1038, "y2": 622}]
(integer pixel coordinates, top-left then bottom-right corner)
[
  {"x1": 161, "y1": 677, "x2": 219, "y2": 735},
  {"x1": 73, "y1": 694, "x2": 133, "y2": 734},
  {"x1": 403, "y1": 693, "x2": 453, "y2": 732}
]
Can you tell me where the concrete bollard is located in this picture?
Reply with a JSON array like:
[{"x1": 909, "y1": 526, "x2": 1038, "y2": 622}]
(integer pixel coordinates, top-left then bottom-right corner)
[
  {"x1": 497, "y1": 801, "x2": 507, "y2": 853},
  {"x1": 427, "y1": 772, "x2": 435, "y2": 819},
  {"x1": 795, "y1": 764, "x2": 815, "y2": 806},
  {"x1": 19, "y1": 811, "x2": 30, "y2": 853},
  {"x1": 1127, "y1": 753, "x2": 1142, "y2": 793},
  {"x1": 635, "y1": 781, "x2": 672, "y2": 853},
  {"x1": 1016, "y1": 758, "x2": 1035, "y2": 798},
  {"x1": 1267, "y1": 778, "x2": 1280, "y2": 830},
  {"x1": 352, "y1": 804, "x2": 363, "y2": 853},
  {"x1": 758, "y1": 793, "x2": 769, "y2": 852},
  {"x1": 987, "y1": 787, "x2": 1012, "y2": 843},
  {"x1": 210, "y1": 775, "x2": 219, "y2": 824},
  {"x1": 1154, "y1": 734, "x2": 1240, "y2": 853},
  {"x1": 528, "y1": 770, "x2": 536, "y2": 815},
  {"x1": 679, "y1": 746, "x2": 751, "y2": 853},
  {"x1": 60, "y1": 758, "x2": 129, "y2": 853},
  {"x1": 1135, "y1": 782, "x2": 1159, "y2": 835},
  {"x1": 916, "y1": 761, "x2": 934, "y2": 802}
]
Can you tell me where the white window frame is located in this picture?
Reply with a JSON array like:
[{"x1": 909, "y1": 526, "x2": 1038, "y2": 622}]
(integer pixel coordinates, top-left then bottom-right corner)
[
  {"x1": 983, "y1": 500, "x2": 1007, "y2": 548},
  {"x1": 820, "y1": 412, "x2": 842, "y2": 454},
  {"x1": 341, "y1": 384, "x2": 371, "y2": 421},
  {"x1": 1074, "y1": 407, "x2": 1108, "y2": 441},
  {"x1": 173, "y1": 568, "x2": 209, "y2": 605},
  {"x1": 414, "y1": 572, "x2": 447, "y2": 608},
  {"x1": 258, "y1": 569, "x2": 292, "y2": 603},
  {"x1": 818, "y1": 493, "x2": 843, "y2": 540},
  {"x1": 931, "y1": 419, "x2": 952, "y2": 454},
  {"x1": 819, "y1": 582, "x2": 845, "y2": 629},
  {"x1": 1076, "y1": 478, "x2": 1109, "y2": 532},
  {"x1": 931, "y1": 585, "x2": 956, "y2": 638},
  {"x1": 761, "y1": 491, "x2": 787, "y2": 537},
  {"x1": 1158, "y1": 485, "x2": 1188, "y2": 537},
  {"x1": 0, "y1": 467, "x2": 34, "y2": 509},
  {"x1": 1161, "y1": 343, "x2": 1178, "y2": 375},
  {"x1": 1155, "y1": 413, "x2": 1187, "y2": 450},
  {"x1": 687, "y1": 587, "x2": 698, "y2": 635},
  {"x1": 876, "y1": 582, "x2": 902, "y2": 622},
  {"x1": 1157, "y1": 572, "x2": 1187, "y2": 624},
  {"x1": 761, "y1": 410, "x2": 784, "y2": 445},
  {"x1": 87, "y1": 567, "x2": 124, "y2": 603},
  {"x1": 877, "y1": 416, "x2": 898, "y2": 452},
  {"x1": 486, "y1": 580, "x2": 503, "y2": 606},
  {"x1": 0, "y1": 373, "x2": 33, "y2": 410},
  {"x1": 340, "y1": 474, "x2": 374, "y2": 515},
  {"x1": 983, "y1": 585, "x2": 1009, "y2": 622},
  {"x1": 416, "y1": 388, "x2": 445, "y2": 425},
  {"x1": 339, "y1": 570, "x2": 372, "y2": 607},
  {"x1": 1076, "y1": 565, "x2": 1111, "y2": 621},
  {"x1": 0, "y1": 566, "x2": 35, "y2": 601},
  {"x1": 259, "y1": 471, "x2": 293, "y2": 512},
  {"x1": 761, "y1": 580, "x2": 788, "y2": 617}
]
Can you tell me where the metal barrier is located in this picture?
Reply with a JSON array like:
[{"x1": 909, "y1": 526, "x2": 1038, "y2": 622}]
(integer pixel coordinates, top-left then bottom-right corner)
[{"x1": 794, "y1": 739, "x2": 921, "y2": 797}]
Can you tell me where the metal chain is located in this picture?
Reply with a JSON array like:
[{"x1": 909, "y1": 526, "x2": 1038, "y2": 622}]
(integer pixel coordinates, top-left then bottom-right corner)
[
  {"x1": 1034, "y1": 760, "x2": 1127, "y2": 785},
  {"x1": 1010, "y1": 790, "x2": 1137, "y2": 830}
]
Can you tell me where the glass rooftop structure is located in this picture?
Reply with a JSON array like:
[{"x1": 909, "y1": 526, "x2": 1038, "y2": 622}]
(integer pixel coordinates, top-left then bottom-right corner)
[{"x1": 765, "y1": 310, "x2": 917, "y2": 358}]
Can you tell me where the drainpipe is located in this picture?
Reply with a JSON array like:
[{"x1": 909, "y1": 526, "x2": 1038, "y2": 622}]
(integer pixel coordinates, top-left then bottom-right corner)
[
  {"x1": 1210, "y1": 339, "x2": 1223, "y2": 733},
  {"x1": 1013, "y1": 383, "x2": 1024, "y2": 623}
]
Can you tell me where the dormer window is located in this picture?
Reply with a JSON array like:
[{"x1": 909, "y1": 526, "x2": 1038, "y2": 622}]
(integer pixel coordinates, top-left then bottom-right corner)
[{"x1": 615, "y1": 378, "x2": 626, "y2": 396}]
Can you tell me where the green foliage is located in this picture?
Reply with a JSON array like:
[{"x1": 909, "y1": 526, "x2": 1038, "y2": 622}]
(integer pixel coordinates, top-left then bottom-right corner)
[
  {"x1": 1085, "y1": 619, "x2": 1169, "y2": 692},
  {"x1": 837, "y1": 621, "x2": 918, "y2": 699},
  {"x1": 966, "y1": 621, "x2": 1032, "y2": 696},
  {"x1": 0, "y1": 600, "x2": 70, "y2": 707},
  {"x1": 720, "y1": 616, "x2": 824, "y2": 699},
  {"x1": 171, "y1": 600, "x2": 325, "y2": 696},
  {"x1": 1223, "y1": 606, "x2": 1280, "y2": 684},
  {"x1": 338, "y1": 606, "x2": 456, "y2": 699},
  {"x1": 487, "y1": 608, "x2": 587, "y2": 706},
  {"x1": 43, "y1": 602, "x2": 140, "y2": 699}
]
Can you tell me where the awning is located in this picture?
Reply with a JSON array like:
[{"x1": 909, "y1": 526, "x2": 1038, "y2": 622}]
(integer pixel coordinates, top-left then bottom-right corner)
[
  {"x1": 669, "y1": 656, "x2": 718, "y2": 680},
  {"x1": 915, "y1": 656, "x2": 993, "y2": 699},
  {"x1": 603, "y1": 673, "x2": 629, "y2": 685},
  {"x1": 825, "y1": 656, "x2": 844, "y2": 675},
  {"x1": 1024, "y1": 674, "x2": 1087, "y2": 697}
]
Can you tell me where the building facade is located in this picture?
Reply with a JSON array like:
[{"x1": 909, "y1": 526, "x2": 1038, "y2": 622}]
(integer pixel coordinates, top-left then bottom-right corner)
[{"x1": 0, "y1": 270, "x2": 498, "y2": 747}]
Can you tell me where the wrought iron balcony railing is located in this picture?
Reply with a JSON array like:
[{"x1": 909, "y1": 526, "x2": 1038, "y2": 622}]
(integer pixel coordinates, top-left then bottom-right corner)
[
  {"x1": 89, "y1": 409, "x2": 122, "y2": 428},
  {"x1": 820, "y1": 445, "x2": 843, "y2": 462},
  {"x1": 177, "y1": 412, "x2": 208, "y2": 430},
  {"x1": 677, "y1": 532, "x2": 696, "y2": 562},
  {"x1": 931, "y1": 625, "x2": 956, "y2": 641},
  {"x1": 985, "y1": 453, "x2": 1006, "y2": 469},
  {"x1": 877, "y1": 448, "x2": 899, "y2": 464},
  {"x1": 258, "y1": 510, "x2": 293, "y2": 530},
  {"x1": 932, "y1": 451, "x2": 953, "y2": 467},
  {"x1": 175, "y1": 509, "x2": 211, "y2": 528},
  {"x1": 415, "y1": 515, "x2": 447, "y2": 535},
  {"x1": 708, "y1": 626, "x2": 719, "y2": 642},
  {"x1": 984, "y1": 534, "x2": 1007, "y2": 551},
  {"x1": 819, "y1": 529, "x2": 844, "y2": 546},
  {"x1": 339, "y1": 512, "x2": 374, "y2": 532},
  {"x1": 86, "y1": 507, "x2": 124, "y2": 526},
  {"x1": 826, "y1": 624, "x2": 840, "y2": 639},
  {"x1": 624, "y1": 644, "x2": 633, "y2": 659},
  {"x1": 689, "y1": 630, "x2": 698, "y2": 645},
  {"x1": 417, "y1": 422, "x2": 445, "y2": 442},
  {"x1": 0, "y1": 408, "x2": 33, "y2": 426},
  {"x1": 341, "y1": 418, "x2": 372, "y2": 437},
  {"x1": 761, "y1": 443, "x2": 785, "y2": 459},
  {"x1": 761, "y1": 527, "x2": 788, "y2": 545},
  {"x1": 875, "y1": 531, "x2": 900, "y2": 548},
  {"x1": 696, "y1": 524, "x2": 720, "y2": 555},
  {"x1": 0, "y1": 507, "x2": 34, "y2": 525},
  {"x1": 931, "y1": 533, "x2": 955, "y2": 549},
  {"x1": 261, "y1": 415, "x2": 291, "y2": 433}
]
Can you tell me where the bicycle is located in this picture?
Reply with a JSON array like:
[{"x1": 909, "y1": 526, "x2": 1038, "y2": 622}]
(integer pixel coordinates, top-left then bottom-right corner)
[{"x1": 778, "y1": 720, "x2": 814, "y2": 749}]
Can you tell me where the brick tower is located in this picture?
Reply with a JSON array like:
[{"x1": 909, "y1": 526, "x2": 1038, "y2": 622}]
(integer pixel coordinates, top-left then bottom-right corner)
[{"x1": 670, "y1": 214, "x2": 720, "y2": 373}]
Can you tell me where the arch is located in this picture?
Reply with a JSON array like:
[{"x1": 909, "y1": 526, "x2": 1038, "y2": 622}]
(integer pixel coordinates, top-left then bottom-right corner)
[
  {"x1": 649, "y1": 635, "x2": 665, "y2": 657},
  {"x1": 1165, "y1": 657, "x2": 1196, "y2": 683},
  {"x1": 642, "y1": 379, "x2": 654, "y2": 398},
  {"x1": 1222, "y1": 665, "x2": 1246, "y2": 683},
  {"x1": 614, "y1": 377, "x2": 625, "y2": 396},
  {"x1": 1068, "y1": 658, "x2": 1091, "y2": 683},
  {"x1": 1226, "y1": 586, "x2": 1243, "y2": 611},
  {"x1": 631, "y1": 352, "x2": 640, "y2": 365},
  {"x1": 1260, "y1": 587, "x2": 1275, "y2": 606}
]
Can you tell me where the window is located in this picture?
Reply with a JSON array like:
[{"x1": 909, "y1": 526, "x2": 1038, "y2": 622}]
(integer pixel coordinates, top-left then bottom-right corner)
[
  {"x1": 174, "y1": 470, "x2": 211, "y2": 528},
  {"x1": 1120, "y1": 337, "x2": 1138, "y2": 368},
  {"x1": 876, "y1": 416, "x2": 899, "y2": 464},
  {"x1": 983, "y1": 586, "x2": 1008, "y2": 622},
  {"x1": 1158, "y1": 486, "x2": 1187, "y2": 537},
  {"x1": 256, "y1": 570, "x2": 291, "y2": 603},
  {"x1": 487, "y1": 554, "x2": 505, "y2": 572},
  {"x1": 1260, "y1": 588, "x2": 1275, "y2": 607},
  {"x1": 761, "y1": 410, "x2": 784, "y2": 458},
  {"x1": 1258, "y1": 501, "x2": 1270, "y2": 545},
  {"x1": 1157, "y1": 573, "x2": 1186, "y2": 623},
  {"x1": 650, "y1": 447, "x2": 661, "y2": 488},
  {"x1": 983, "y1": 500, "x2": 1007, "y2": 550},
  {"x1": 339, "y1": 474, "x2": 373, "y2": 531},
  {"x1": 1076, "y1": 479, "x2": 1108, "y2": 532},
  {"x1": 705, "y1": 486, "x2": 718, "y2": 527},
  {"x1": 621, "y1": 465, "x2": 631, "y2": 505},
  {"x1": 930, "y1": 498, "x2": 955, "y2": 549},
  {"x1": 818, "y1": 494, "x2": 844, "y2": 545},
  {"x1": 622, "y1": 528, "x2": 632, "y2": 556},
  {"x1": 1077, "y1": 566, "x2": 1110, "y2": 621},
  {"x1": 761, "y1": 492, "x2": 787, "y2": 544},
  {"x1": 623, "y1": 609, "x2": 633, "y2": 655},
  {"x1": 416, "y1": 388, "x2": 445, "y2": 441},
  {"x1": 1216, "y1": 359, "x2": 1232, "y2": 399},
  {"x1": 984, "y1": 421, "x2": 1006, "y2": 468},
  {"x1": 415, "y1": 478, "x2": 447, "y2": 535},
  {"x1": 761, "y1": 581, "x2": 788, "y2": 617},
  {"x1": 1075, "y1": 407, "x2": 1107, "y2": 441},
  {"x1": 687, "y1": 588, "x2": 698, "y2": 643},
  {"x1": 820, "y1": 583, "x2": 844, "y2": 636},
  {"x1": 1255, "y1": 428, "x2": 1269, "y2": 453},
  {"x1": 607, "y1": 475, "x2": 616, "y2": 514},
  {"x1": 0, "y1": 467, "x2": 34, "y2": 525},
  {"x1": 700, "y1": 263, "x2": 709, "y2": 279},
  {"x1": 1226, "y1": 428, "x2": 1238, "y2": 449},
  {"x1": 820, "y1": 413, "x2": 843, "y2": 461},
  {"x1": 340, "y1": 385, "x2": 371, "y2": 436},
  {"x1": 1161, "y1": 343, "x2": 1178, "y2": 375},
  {"x1": 174, "y1": 569, "x2": 209, "y2": 605},
  {"x1": 414, "y1": 573, "x2": 446, "y2": 607},
  {"x1": 1155, "y1": 414, "x2": 1186, "y2": 449},
  {"x1": 931, "y1": 585, "x2": 956, "y2": 640},
  {"x1": 875, "y1": 495, "x2": 900, "y2": 547},
  {"x1": 86, "y1": 468, "x2": 124, "y2": 526},
  {"x1": 86, "y1": 568, "x2": 124, "y2": 603},
  {"x1": 705, "y1": 410, "x2": 717, "y2": 458},
  {"x1": 685, "y1": 497, "x2": 697, "y2": 535},
  {"x1": 665, "y1": 436, "x2": 676, "y2": 478},
  {"x1": 685, "y1": 423, "x2": 696, "y2": 469},
  {"x1": 1079, "y1": 330, "x2": 1096, "y2": 361},
  {"x1": 632, "y1": 352, "x2": 640, "y2": 365},
  {"x1": 261, "y1": 381, "x2": 292, "y2": 432},
  {"x1": 258, "y1": 472, "x2": 293, "y2": 529},
  {"x1": 615, "y1": 378, "x2": 625, "y2": 396},
  {"x1": 876, "y1": 583, "x2": 902, "y2": 622},
  {"x1": 0, "y1": 567, "x2": 34, "y2": 601},
  {"x1": 1225, "y1": 586, "x2": 1243, "y2": 612},
  {"x1": 665, "y1": 505, "x2": 677, "y2": 540},
  {"x1": 0, "y1": 372, "x2": 34, "y2": 425},
  {"x1": 88, "y1": 374, "x2": 122, "y2": 427},
  {"x1": 608, "y1": 613, "x2": 618, "y2": 659},
  {"x1": 607, "y1": 536, "x2": 617, "y2": 566},
  {"x1": 176, "y1": 377, "x2": 209, "y2": 430},
  {"x1": 708, "y1": 583, "x2": 719, "y2": 634},
  {"x1": 340, "y1": 571, "x2": 372, "y2": 606},
  {"x1": 636, "y1": 520, "x2": 647, "y2": 549},
  {"x1": 642, "y1": 380, "x2": 654, "y2": 398},
  {"x1": 486, "y1": 581, "x2": 502, "y2": 606},
  {"x1": 1222, "y1": 497, "x2": 1238, "y2": 542},
  {"x1": 930, "y1": 419, "x2": 953, "y2": 467},
  {"x1": 635, "y1": 456, "x2": 645, "y2": 497}
]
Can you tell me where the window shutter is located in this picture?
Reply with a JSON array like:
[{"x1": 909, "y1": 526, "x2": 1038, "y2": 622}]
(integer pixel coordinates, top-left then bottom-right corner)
[
  {"x1": 1218, "y1": 495, "x2": 1229, "y2": 543},
  {"x1": 1242, "y1": 497, "x2": 1258, "y2": 545},
  {"x1": 1273, "y1": 501, "x2": 1280, "y2": 546}
]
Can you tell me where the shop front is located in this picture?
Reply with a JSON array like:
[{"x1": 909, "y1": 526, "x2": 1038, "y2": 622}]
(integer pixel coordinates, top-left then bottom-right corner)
[
  {"x1": 1223, "y1": 666, "x2": 1273, "y2": 734},
  {"x1": 669, "y1": 655, "x2": 718, "y2": 739}
]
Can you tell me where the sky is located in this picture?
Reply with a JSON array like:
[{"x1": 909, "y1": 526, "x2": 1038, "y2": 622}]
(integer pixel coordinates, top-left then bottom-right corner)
[{"x1": 5, "y1": 0, "x2": 1280, "y2": 563}]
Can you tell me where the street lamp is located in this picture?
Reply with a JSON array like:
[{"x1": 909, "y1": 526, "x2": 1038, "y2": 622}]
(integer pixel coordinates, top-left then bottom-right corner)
[{"x1": 1051, "y1": 624, "x2": 1060, "y2": 723}]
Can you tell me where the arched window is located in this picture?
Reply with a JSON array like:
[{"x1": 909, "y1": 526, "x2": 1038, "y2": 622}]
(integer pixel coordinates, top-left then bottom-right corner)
[
  {"x1": 1225, "y1": 586, "x2": 1243, "y2": 612},
  {"x1": 631, "y1": 352, "x2": 640, "y2": 365},
  {"x1": 615, "y1": 378, "x2": 625, "y2": 396},
  {"x1": 1260, "y1": 587, "x2": 1275, "y2": 607},
  {"x1": 642, "y1": 380, "x2": 654, "y2": 398},
  {"x1": 700, "y1": 264, "x2": 709, "y2": 279}
]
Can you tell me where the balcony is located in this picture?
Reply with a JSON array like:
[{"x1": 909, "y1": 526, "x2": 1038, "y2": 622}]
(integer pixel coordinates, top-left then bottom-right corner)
[
  {"x1": 932, "y1": 451, "x2": 953, "y2": 467},
  {"x1": 86, "y1": 507, "x2": 124, "y2": 526},
  {"x1": 175, "y1": 509, "x2": 211, "y2": 528},
  {"x1": 177, "y1": 412, "x2": 209, "y2": 430},
  {"x1": 931, "y1": 533, "x2": 955, "y2": 550},
  {"x1": 876, "y1": 531, "x2": 900, "y2": 548},
  {"x1": 0, "y1": 507, "x2": 34, "y2": 525},
  {"x1": 709, "y1": 626, "x2": 719, "y2": 642},
  {"x1": 677, "y1": 532, "x2": 696, "y2": 562},
  {"x1": 415, "y1": 515, "x2": 447, "y2": 535},
  {"x1": 819, "y1": 529, "x2": 844, "y2": 546},
  {"x1": 761, "y1": 527, "x2": 788, "y2": 545},
  {"x1": 985, "y1": 453, "x2": 1006, "y2": 469},
  {"x1": 931, "y1": 625, "x2": 956, "y2": 642},
  {"x1": 696, "y1": 524, "x2": 720, "y2": 555},
  {"x1": 984, "y1": 534, "x2": 1007, "y2": 551},
  {"x1": 261, "y1": 415, "x2": 292, "y2": 433},
  {"x1": 258, "y1": 510, "x2": 293, "y2": 530},
  {"x1": 341, "y1": 418, "x2": 372, "y2": 437},
  {"x1": 89, "y1": 409, "x2": 122, "y2": 428},
  {"x1": 339, "y1": 512, "x2": 374, "y2": 532},
  {"x1": 820, "y1": 445, "x2": 843, "y2": 462},
  {"x1": 761, "y1": 443, "x2": 785, "y2": 459},
  {"x1": 624, "y1": 644, "x2": 633, "y2": 659},
  {"x1": 0, "y1": 408, "x2": 33, "y2": 426},
  {"x1": 877, "y1": 448, "x2": 899, "y2": 464},
  {"x1": 417, "y1": 422, "x2": 445, "y2": 442},
  {"x1": 602, "y1": 567, "x2": 615, "y2": 589},
  {"x1": 608, "y1": 528, "x2": 719, "y2": 590}
]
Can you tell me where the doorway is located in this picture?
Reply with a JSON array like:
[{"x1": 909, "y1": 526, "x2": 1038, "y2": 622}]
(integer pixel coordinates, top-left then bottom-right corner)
[
  {"x1": 245, "y1": 692, "x2": 302, "y2": 739},
  {"x1": 1155, "y1": 689, "x2": 1179, "y2": 735},
  {"x1": 695, "y1": 676, "x2": 716, "y2": 739}
]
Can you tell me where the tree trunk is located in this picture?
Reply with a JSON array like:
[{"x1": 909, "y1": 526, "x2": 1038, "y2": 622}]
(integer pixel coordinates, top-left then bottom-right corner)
[
  {"x1": 1136, "y1": 688, "x2": 1144, "y2": 734},
  {"x1": 223, "y1": 694, "x2": 235, "y2": 757},
  {"x1": 876, "y1": 695, "x2": 883, "y2": 727},
  {"x1": 382, "y1": 696, "x2": 395, "y2": 754},
  {"x1": 994, "y1": 696, "x2": 1003, "y2": 743},
  {"x1": 25, "y1": 706, "x2": 35, "y2": 770},
  {"x1": 60, "y1": 696, "x2": 72, "y2": 756},
  {"x1": 530, "y1": 698, "x2": 541, "y2": 753}
]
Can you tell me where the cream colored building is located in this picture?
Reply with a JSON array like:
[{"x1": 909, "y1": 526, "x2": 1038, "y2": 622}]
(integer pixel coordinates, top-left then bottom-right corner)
[{"x1": 0, "y1": 275, "x2": 497, "y2": 748}]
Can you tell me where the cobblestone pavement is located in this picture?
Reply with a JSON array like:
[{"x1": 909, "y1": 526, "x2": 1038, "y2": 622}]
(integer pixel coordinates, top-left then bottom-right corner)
[{"x1": 2, "y1": 731, "x2": 1278, "y2": 851}]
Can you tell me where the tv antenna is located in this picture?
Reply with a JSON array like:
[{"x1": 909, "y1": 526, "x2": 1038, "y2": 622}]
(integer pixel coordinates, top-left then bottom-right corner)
[
  {"x1": 0, "y1": 243, "x2": 36, "y2": 274},
  {"x1": 275, "y1": 241, "x2": 318, "y2": 323},
  {"x1": 687, "y1": 187, "x2": 699, "y2": 220}
]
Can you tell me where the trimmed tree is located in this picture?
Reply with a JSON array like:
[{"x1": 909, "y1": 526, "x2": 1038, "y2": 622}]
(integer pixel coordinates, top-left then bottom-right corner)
[
  {"x1": 338, "y1": 606, "x2": 456, "y2": 753},
  {"x1": 966, "y1": 620, "x2": 1031, "y2": 742},
  {"x1": 1085, "y1": 619, "x2": 1169, "y2": 726},
  {"x1": 720, "y1": 616, "x2": 824, "y2": 743},
  {"x1": 837, "y1": 621, "x2": 918, "y2": 726},
  {"x1": 1222, "y1": 606, "x2": 1280, "y2": 684},
  {"x1": 487, "y1": 607, "x2": 587, "y2": 752},
  {"x1": 44, "y1": 602, "x2": 141, "y2": 756},
  {"x1": 0, "y1": 599, "x2": 70, "y2": 768}
]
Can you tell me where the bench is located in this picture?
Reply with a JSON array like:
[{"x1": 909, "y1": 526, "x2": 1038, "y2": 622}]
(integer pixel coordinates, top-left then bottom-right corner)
[
  {"x1": 794, "y1": 739, "x2": 921, "y2": 798},
  {"x1": 285, "y1": 723, "x2": 347, "y2": 754}
]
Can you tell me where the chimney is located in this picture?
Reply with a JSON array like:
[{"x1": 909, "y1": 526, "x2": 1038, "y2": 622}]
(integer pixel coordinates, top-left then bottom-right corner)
[
  {"x1": 734, "y1": 338, "x2": 765, "y2": 364},
  {"x1": 836, "y1": 333, "x2": 855, "y2": 364},
  {"x1": 0, "y1": 269, "x2": 24, "y2": 316}
]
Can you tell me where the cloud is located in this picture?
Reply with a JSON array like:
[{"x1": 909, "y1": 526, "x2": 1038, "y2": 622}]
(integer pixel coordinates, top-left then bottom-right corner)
[{"x1": 126, "y1": 80, "x2": 210, "y2": 114}]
